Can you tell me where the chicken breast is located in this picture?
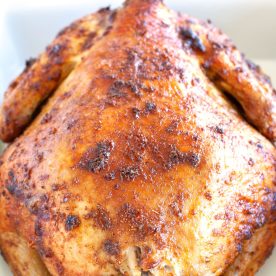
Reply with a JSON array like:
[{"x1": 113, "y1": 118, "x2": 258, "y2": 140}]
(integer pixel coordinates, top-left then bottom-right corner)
[{"x1": 0, "y1": 0, "x2": 275, "y2": 275}]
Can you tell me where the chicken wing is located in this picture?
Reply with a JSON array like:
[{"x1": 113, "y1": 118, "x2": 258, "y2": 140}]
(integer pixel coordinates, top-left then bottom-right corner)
[{"x1": 0, "y1": 7, "x2": 114, "y2": 142}]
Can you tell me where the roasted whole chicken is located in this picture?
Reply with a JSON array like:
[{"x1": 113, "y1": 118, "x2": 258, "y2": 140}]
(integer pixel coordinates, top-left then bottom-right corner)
[{"x1": 0, "y1": 0, "x2": 275, "y2": 275}]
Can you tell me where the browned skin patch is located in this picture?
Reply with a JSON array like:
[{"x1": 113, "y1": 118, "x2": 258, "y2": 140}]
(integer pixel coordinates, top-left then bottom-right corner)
[
  {"x1": 0, "y1": 8, "x2": 115, "y2": 142},
  {"x1": 77, "y1": 140, "x2": 115, "y2": 173},
  {"x1": 177, "y1": 13, "x2": 276, "y2": 143},
  {"x1": 84, "y1": 205, "x2": 112, "y2": 230},
  {"x1": 0, "y1": 0, "x2": 275, "y2": 275},
  {"x1": 179, "y1": 27, "x2": 206, "y2": 53}
]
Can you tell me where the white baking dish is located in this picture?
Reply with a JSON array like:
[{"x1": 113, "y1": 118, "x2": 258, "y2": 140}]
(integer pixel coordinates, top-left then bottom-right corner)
[{"x1": 0, "y1": 0, "x2": 275, "y2": 275}]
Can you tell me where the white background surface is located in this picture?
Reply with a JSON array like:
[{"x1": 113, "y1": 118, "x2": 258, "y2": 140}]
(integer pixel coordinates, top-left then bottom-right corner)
[{"x1": 0, "y1": 0, "x2": 275, "y2": 275}]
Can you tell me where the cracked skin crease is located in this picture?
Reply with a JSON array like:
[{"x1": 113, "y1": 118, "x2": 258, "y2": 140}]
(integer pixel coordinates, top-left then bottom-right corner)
[{"x1": 0, "y1": 0, "x2": 275, "y2": 275}]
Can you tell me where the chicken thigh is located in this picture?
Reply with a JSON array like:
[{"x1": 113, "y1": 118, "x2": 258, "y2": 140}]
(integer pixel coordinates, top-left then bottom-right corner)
[{"x1": 0, "y1": 0, "x2": 275, "y2": 275}]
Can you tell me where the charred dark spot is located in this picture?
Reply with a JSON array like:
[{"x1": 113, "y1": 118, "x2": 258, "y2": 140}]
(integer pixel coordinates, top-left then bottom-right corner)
[
  {"x1": 159, "y1": 60, "x2": 173, "y2": 72},
  {"x1": 127, "y1": 82, "x2": 140, "y2": 96},
  {"x1": 102, "y1": 25, "x2": 113, "y2": 36},
  {"x1": 191, "y1": 78, "x2": 200, "y2": 86},
  {"x1": 108, "y1": 80, "x2": 127, "y2": 99},
  {"x1": 180, "y1": 27, "x2": 206, "y2": 52},
  {"x1": 103, "y1": 239, "x2": 120, "y2": 255},
  {"x1": 25, "y1": 57, "x2": 36, "y2": 68},
  {"x1": 211, "y1": 42, "x2": 224, "y2": 50},
  {"x1": 236, "y1": 243, "x2": 242, "y2": 253},
  {"x1": 192, "y1": 38, "x2": 206, "y2": 52},
  {"x1": 55, "y1": 262, "x2": 65, "y2": 275},
  {"x1": 60, "y1": 91, "x2": 72, "y2": 101},
  {"x1": 255, "y1": 213, "x2": 267, "y2": 228},
  {"x1": 120, "y1": 203, "x2": 140, "y2": 222},
  {"x1": 166, "y1": 145, "x2": 200, "y2": 169},
  {"x1": 82, "y1": 32, "x2": 97, "y2": 51},
  {"x1": 46, "y1": 43, "x2": 66, "y2": 65},
  {"x1": 6, "y1": 183, "x2": 16, "y2": 195},
  {"x1": 77, "y1": 140, "x2": 114, "y2": 173},
  {"x1": 235, "y1": 67, "x2": 243, "y2": 73},
  {"x1": 62, "y1": 193, "x2": 71, "y2": 203},
  {"x1": 108, "y1": 80, "x2": 140, "y2": 100},
  {"x1": 143, "y1": 85, "x2": 155, "y2": 93},
  {"x1": 120, "y1": 166, "x2": 140, "y2": 181},
  {"x1": 114, "y1": 183, "x2": 120, "y2": 190},
  {"x1": 37, "y1": 241, "x2": 54, "y2": 258},
  {"x1": 5, "y1": 170, "x2": 22, "y2": 198},
  {"x1": 214, "y1": 126, "x2": 224, "y2": 134},
  {"x1": 38, "y1": 211, "x2": 51, "y2": 221},
  {"x1": 22, "y1": 164, "x2": 32, "y2": 180},
  {"x1": 232, "y1": 194, "x2": 271, "y2": 245},
  {"x1": 238, "y1": 225, "x2": 252, "y2": 240},
  {"x1": 202, "y1": 60, "x2": 211, "y2": 70},
  {"x1": 84, "y1": 205, "x2": 112, "y2": 230},
  {"x1": 48, "y1": 44, "x2": 63, "y2": 57},
  {"x1": 145, "y1": 102, "x2": 156, "y2": 113},
  {"x1": 248, "y1": 158, "x2": 254, "y2": 166},
  {"x1": 48, "y1": 127, "x2": 57, "y2": 135},
  {"x1": 51, "y1": 184, "x2": 64, "y2": 191},
  {"x1": 272, "y1": 192, "x2": 276, "y2": 211},
  {"x1": 132, "y1": 107, "x2": 141, "y2": 119},
  {"x1": 192, "y1": 133, "x2": 199, "y2": 141},
  {"x1": 185, "y1": 152, "x2": 200, "y2": 167},
  {"x1": 126, "y1": 50, "x2": 141, "y2": 67},
  {"x1": 105, "y1": 171, "x2": 116, "y2": 181},
  {"x1": 65, "y1": 215, "x2": 81, "y2": 231},
  {"x1": 136, "y1": 133, "x2": 148, "y2": 150},
  {"x1": 204, "y1": 192, "x2": 212, "y2": 201},
  {"x1": 35, "y1": 221, "x2": 43, "y2": 236},
  {"x1": 35, "y1": 152, "x2": 44, "y2": 163},
  {"x1": 6, "y1": 170, "x2": 16, "y2": 192},
  {"x1": 166, "y1": 120, "x2": 180, "y2": 133},
  {"x1": 256, "y1": 143, "x2": 263, "y2": 149},
  {"x1": 25, "y1": 194, "x2": 48, "y2": 215},
  {"x1": 40, "y1": 113, "x2": 52, "y2": 124},
  {"x1": 66, "y1": 118, "x2": 78, "y2": 130}
]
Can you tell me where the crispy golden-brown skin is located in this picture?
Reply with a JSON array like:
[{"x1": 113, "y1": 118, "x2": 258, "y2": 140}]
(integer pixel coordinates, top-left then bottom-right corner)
[
  {"x1": 0, "y1": 0, "x2": 275, "y2": 275},
  {"x1": 0, "y1": 7, "x2": 114, "y2": 142}
]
